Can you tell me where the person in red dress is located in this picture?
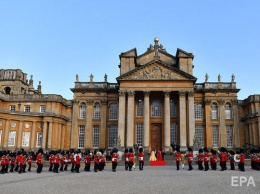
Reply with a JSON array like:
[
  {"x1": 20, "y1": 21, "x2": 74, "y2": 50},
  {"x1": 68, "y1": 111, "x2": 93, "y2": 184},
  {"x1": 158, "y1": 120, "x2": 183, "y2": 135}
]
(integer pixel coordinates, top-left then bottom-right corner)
[
  {"x1": 187, "y1": 147, "x2": 193, "y2": 171},
  {"x1": 138, "y1": 147, "x2": 145, "y2": 171},
  {"x1": 124, "y1": 148, "x2": 129, "y2": 170},
  {"x1": 111, "y1": 148, "x2": 118, "y2": 172},
  {"x1": 174, "y1": 149, "x2": 181, "y2": 170}
]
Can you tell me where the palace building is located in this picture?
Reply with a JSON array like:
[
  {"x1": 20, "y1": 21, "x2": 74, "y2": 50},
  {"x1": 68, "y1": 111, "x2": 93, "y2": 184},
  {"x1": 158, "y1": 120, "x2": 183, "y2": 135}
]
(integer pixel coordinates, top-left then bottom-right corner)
[{"x1": 0, "y1": 38, "x2": 259, "y2": 152}]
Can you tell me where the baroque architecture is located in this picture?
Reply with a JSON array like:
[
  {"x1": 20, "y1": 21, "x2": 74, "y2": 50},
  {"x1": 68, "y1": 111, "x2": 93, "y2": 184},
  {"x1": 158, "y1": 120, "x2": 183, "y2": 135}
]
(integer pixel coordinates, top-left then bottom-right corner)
[{"x1": 0, "y1": 38, "x2": 259, "y2": 152}]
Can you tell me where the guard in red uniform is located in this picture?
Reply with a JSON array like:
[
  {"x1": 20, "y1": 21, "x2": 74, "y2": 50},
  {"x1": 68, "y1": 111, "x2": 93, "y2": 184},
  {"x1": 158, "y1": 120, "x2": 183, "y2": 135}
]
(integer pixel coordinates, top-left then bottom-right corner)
[
  {"x1": 17, "y1": 150, "x2": 24, "y2": 174},
  {"x1": 59, "y1": 151, "x2": 65, "y2": 172},
  {"x1": 36, "y1": 149, "x2": 43, "y2": 173},
  {"x1": 99, "y1": 149, "x2": 105, "y2": 171},
  {"x1": 94, "y1": 150, "x2": 100, "y2": 172},
  {"x1": 27, "y1": 153, "x2": 32, "y2": 172},
  {"x1": 128, "y1": 148, "x2": 135, "y2": 171},
  {"x1": 174, "y1": 149, "x2": 181, "y2": 170},
  {"x1": 53, "y1": 151, "x2": 60, "y2": 173},
  {"x1": 219, "y1": 147, "x2": 226, "y2": 171},
  {"x1": 9, "y1": 152, "x2": 16, "y2": 172},
  {"x1": 1, "y1": 151, "x2": 6, "y2": 174},
  {"x1": 239, "y1": 149, "x2": 245, "y2": 172},
  {"x1": 210, "y1": 150, "x2": 217, "y2": 170},
  {"x1": 49, "y1": 151, "x2": 54, "y2": 172},
  {"x1": 4, "y1": 151, "x2": 10, "y2": 173},
  {"x1": 64, "y1": 151, "x2": 69, "y2": 171},
  {"x1": 203, "y1": 148, "x2": 209, "y2": 171},
  {"x1": 229, "y1": 150, "x2": 235, "y2": 170},
  {"x1": 111, "y1": 148, "x2": 119, "y2": 172},
  {"x1": 22, "y1": 152, "x2": 27, "y2": 173},
  {"x1": 138, "y1": 147, "x2": 145, "y2": 171},
  {"x1": 124, "y1": 148, "x2": 129, "y2": 170},
  {"x1": 187, "y1": 147, "x2": 193, "y2": 171},
  {"x1": 74, "y1": 150, "x2": 81, "y2": 173},
  {"x1": 197, "y1": 149, "x2": 204, "y2": 170},
  {"x1": 70, "y1": 151, "x2": 75, "y2": 172},
  {"x1": 84, "y1": 151, "x2": 92, "y2": 172}
]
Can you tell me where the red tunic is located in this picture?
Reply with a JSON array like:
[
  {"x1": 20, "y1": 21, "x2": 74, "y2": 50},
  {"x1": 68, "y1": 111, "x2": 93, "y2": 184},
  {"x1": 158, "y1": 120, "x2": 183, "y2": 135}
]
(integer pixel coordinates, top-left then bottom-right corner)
[
  {"x1": 36, "y1": 154, "x2": 42, "y2": 165},
  {"x1": 49, "y1": 155, "x2": 54, "y2": 164},
  {"x1": 111, "y1": 153, "x2": 118, "y2": 163},
  {"x1": 220, "y1": 153, "x2": 226, "y2": 162},
  {"x1": 203, "y1": 153, "x2": 209, "y2": 162},
  {"x1": 187, "y1": 152, "x2": 193, "y2": 163},
  {"x1": 1, "y1": 156, "x2": 5, "y2": 165},
  {"x1": 138, "y1": 153, "x2": 145, "y2": 162},
  {"x1": 10, "y1": 157, "x2": 16, "y2": 165},
  {"x1": 240, "y1": 154, "x2": 245, "y2": 163},
  {"x1": 124, "y1": 153, "x2": 129, "y2": 162},
  {"x1": 211, "y1": 155, "x2": 217, "y2": 163},
  {"x1": 197, "y1": 153, "x2": 204, "y2": 162},
  {"x1": 27, "y1": 156, "x2": 32, "y2": 165},
  {"x1": 94, "y1": 155, "x2": 99, "y2": 164},
  {"x1": 174, "y1": 153, "x2": 181, "y2": 162},
  {"x1": 75, "y1": 154, "x2": 81, "y2": 165},
  {"x1": 54, "y1": 154, "x2": 60, "y2": 164},
  {"x1": 128, "y1": 153, "x2": 134, "y2": 162}
]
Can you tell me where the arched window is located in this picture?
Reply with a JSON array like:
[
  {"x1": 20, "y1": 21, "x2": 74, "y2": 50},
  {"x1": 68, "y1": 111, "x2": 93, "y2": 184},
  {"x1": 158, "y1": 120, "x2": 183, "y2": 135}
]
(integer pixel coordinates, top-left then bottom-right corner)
[
  {"x1": 136, "y1": 100, "x2": 143, "y2": 117},
  {"x1": 4, "y1": 87, "x2": 11, "y2": 94},
  {"x1": 170, "y1": 100, "x2": 177, "y2": 117},
  {"x1": 109, "y1": 103, "x2": 118, "y2": 120},
  {"x1": 151, "y1": 100, "x2": 162, "y2": 117},
  {"x1": 225, "y1": 103, "x2": 232, "y2": 119},
  {"x1": 194, "y1": 104, "x2": 203, "y2": 119},
  {"x1": 79, "y1": 103, "x2": 86, "y2": 119},
  {"x1": 94, "y1": 103, "x2": 100, "y2": 119},
  {"x1": 211, "y1": 103, "x2": 218, "y2": 119}
]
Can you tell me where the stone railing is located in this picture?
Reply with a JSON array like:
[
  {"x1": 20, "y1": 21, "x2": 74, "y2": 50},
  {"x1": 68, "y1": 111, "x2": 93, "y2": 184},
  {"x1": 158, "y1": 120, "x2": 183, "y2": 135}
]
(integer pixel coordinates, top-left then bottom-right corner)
[
  {"x1": 75, "y1": 82, "x2": 118, "y2": 90},
  {"x1": 195, "y1": 82, "x2": 237, "y2": 90}
]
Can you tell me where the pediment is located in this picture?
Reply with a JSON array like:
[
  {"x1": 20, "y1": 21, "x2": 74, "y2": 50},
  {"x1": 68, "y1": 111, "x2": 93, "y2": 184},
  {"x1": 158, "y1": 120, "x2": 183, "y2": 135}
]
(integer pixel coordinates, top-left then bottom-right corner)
[{"x1": 119, "y1": 62, "x2": 195, "y2": 81}]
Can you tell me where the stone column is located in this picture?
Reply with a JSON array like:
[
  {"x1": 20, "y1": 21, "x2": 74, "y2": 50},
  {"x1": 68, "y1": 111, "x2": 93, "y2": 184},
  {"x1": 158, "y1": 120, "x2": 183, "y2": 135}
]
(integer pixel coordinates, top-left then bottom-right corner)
[
  {"x1": 100, "y1": 99, "x2": 107, "y2": 148},
  {"x1": 17, "y1": 121, "x2": 23, "y2": 148},
  {"x1": 118, "y1": 90, "x2": 126, "y2": 147},
  {"x1": 61, "y1": 124, "x2": 65, "y2": 149},
  {"x1": 252, "y1": 122, "x2": 258, "y2": 146},
  {"x1": 204, "y1": 99, "x2": 212, "y2": 148},
  {"x1": 188, "y1": 91, "x2": 195, "y2": 147},
  {"x1": 3, "y1": 120, "x2": 10, "y2": 148},
  {"x1": 42, "y1": 121, "x2": 48, "y2": 149},
  {"x1": 231, "y1": 99, "x2": 240, "y2": 148},
  {"x1": 58, "y1": 123, "x2": 62, "y2": 149},
  {"x1": 86, "y1": 100, "x2": 94, "y2": 148},
  {"x1": 258, "y1": 121, "x2": 260, "y2": 146},
  {"x1": 71, "y1": 100, "x2": 79, "y2": 148},
  {"x1": 164, "y1": 91, "x2": 170, "y2": 148},
  {"x1": 249, "y1": 123, "x2": 253, "y2": 145},
  {"x1": 47, "y1": 122, "x2": 53, "y2": 149},
  {"x1": 143, "y1": 91, "x2": 150, "y2": 149},
  {"x1": 127, "y1": 91, "x2": 135, "y2": 147},
  {"x1": 179, "y1": 91, "x2": 187, "y2": 149},
  {"x1": 218, "y1": 99, "x2": 226, "y2": 147},
  {"x1": 30, "y1": 121, "x2": 36, "y2": 149}
]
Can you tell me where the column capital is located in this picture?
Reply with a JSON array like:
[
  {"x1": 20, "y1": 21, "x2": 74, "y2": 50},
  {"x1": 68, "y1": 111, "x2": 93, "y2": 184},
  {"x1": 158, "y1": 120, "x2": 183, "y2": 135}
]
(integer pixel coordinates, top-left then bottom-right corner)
[
  {"x1": 143, "y1": 91, "x2": 150, "y2": 97},
  {"x1": 231, "y1": 99, "x2": 238, "y2": 105},
  {"x1": 204, "y1": 99, "x2": 211, "y2": 105},
  {"x1": 86, "y1": 99, "x2": 93, "y2": 106},
  {"x1": 178, "y1": 90, "x2": 186, "y2": 97},
  {"x1": 217, "y1": 99, "x2": 225, "y2": 106},
  {"x1": 163, "y1": 91, "x2": 170, "y2": 97},
  {"x1": 187, "y1": 91, "x2": 194, "y2": 97},
  {"x1": 72, "y1": 100, "x2": 79, "y2": 105},
  {"x1": 118, "y1": 90, "x2": 126, "y2": 96},
  {"x1": 101, "y1": 99, "x2": 107, "y2": 105},
  {"x1": 127, "y1": 90, "x2": 135, "y2": 96}
]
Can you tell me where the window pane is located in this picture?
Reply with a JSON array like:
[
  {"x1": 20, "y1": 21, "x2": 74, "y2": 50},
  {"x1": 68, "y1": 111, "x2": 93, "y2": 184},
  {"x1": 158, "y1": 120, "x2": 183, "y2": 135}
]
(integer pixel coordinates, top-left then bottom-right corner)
[
  {"x1": 170, "y1": 100, "x2": 177, "y2": 117},
  {"x1": 136, "y1": 123, "x2": 143, "y2": 146},
  {"x1": 78, "y1": 125, "x2": 85, "y2": 148},
  {"x1": 24, "y1": 105, "x2": 30, "y2": 112},
  {"x1": 211, "y1": 103, "x2": 218, "y2": 119},
  {"x1": 80, "y1": 103, "x2": 86, "y2": 119},
  {"x1": 136, "y1": 100, "x2": 143, "y2": 117},
  {"x1": 40, "y1": 105, "x2": 46, "y2": 113},
  {"x1": 195, "y1": 125, "x2": 204, "y2": 147},
  {"x1": 0, "y1": 130, "x2": 2, "y2": 145},
  {"x1": 151, "y1": 100, "x2": 162, "y2": 117},
  {"x1": 22, "y1": 132, "x2": 30, "y2": 147},
  {"x1": 108, "y1": 126, "x2": 118, "y2": 148},
  {"x1": 226, "y1": 126, "x2": 233, "y2": 147},
  {"x1": 212, "y1": 125, "x2": 218, "y2": 148},
  {"x1": 10, "y1": 105, "x2": 15, "y2": 111},
  {"x1": 8, "y1": 131, "x2": 16, "y2": 146},
  {"x1": 94, "y1": 104, "x2": 100, "y2": 119},
  {"x1": 170, "y1": 123, "x2": 177, "y2": 144},
  {"x1": 109, "y1": 103, "x2": 118, "y2": 120},
  {"x1": 93, "y1": 125, "x2": 99, "y2": 148},
  {"x1": 36, "y1": 132, "x2": 43, "y2": 147},
  {"x1": 195, "y1": 104, "x2": 203, "y2": 119},
  {"x1": 225, "y1": 103, "x2": 232, "y2": 119}
]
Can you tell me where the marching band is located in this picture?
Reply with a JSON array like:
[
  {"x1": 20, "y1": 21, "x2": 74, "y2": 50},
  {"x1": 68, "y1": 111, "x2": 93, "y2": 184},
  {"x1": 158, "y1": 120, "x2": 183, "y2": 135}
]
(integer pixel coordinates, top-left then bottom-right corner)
[{"x1": 0, "y1": 146, "x2": 259, "y2": 175}]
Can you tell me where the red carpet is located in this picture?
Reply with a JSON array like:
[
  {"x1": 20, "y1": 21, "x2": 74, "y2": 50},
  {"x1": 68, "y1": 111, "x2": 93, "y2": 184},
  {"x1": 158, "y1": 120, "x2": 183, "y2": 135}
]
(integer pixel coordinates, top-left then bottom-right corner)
[{"x1": 149, "y1": 160, "x2": 166, "y2": 166}]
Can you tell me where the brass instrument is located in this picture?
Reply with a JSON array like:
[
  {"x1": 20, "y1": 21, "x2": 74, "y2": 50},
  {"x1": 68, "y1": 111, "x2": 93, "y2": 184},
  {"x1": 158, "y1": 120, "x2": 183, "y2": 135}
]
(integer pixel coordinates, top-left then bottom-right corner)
[{"x1": 234, "y1": 154, "x2": 240, "y2": 163}]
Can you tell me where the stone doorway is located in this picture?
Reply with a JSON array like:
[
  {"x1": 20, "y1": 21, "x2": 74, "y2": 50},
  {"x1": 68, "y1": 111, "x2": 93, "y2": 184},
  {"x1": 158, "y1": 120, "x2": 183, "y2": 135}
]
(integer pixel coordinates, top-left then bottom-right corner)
[{"x1": 150, "y1": 124, "x2": 162, "y2": 151}]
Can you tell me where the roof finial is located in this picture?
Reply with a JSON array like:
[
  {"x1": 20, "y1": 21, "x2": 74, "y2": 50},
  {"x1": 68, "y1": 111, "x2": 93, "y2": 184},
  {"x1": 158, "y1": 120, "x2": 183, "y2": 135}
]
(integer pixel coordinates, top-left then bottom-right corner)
[{"x1": 154, "y1": 37, "x2": 160, "y2": 59}]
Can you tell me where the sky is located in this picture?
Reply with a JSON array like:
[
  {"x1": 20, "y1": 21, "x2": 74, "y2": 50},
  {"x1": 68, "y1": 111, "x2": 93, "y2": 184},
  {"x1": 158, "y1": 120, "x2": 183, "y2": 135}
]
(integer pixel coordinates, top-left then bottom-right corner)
[{"x1": 0, "y1": 1, "x2": 259, "y2": 100}]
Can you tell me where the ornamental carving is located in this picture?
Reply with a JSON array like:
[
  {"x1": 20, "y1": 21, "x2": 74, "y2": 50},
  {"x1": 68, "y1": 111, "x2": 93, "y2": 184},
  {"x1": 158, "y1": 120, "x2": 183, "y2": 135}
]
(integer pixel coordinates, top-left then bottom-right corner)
[
  {"x1": 188, "y1": 91, "x2": 194, "y2": 97},
  {"x1": 118, "y1": 90, "x2": 126, "y2": 96},
  {"x1": 204, "y1": 99, "x2": 211, "y2": 105},
  {"x1": 231, "y1": 99, "x2": 238, "y2": 105},
  {"x1": 125, "y1": 65, "x2": 187, "y2": 80},
  {"x1": 127, "y1": 90, "x2": 135, "y2": 96},
  {"x1": 143, "y1": 91, "x2": 150, "y2": 97},
  {"x1": 217, "y1": 99, "x2": 225, "y2": 105},
  {"x1": 101, "y1": 99, "x2": 107, "y2": 105},
  {"x1": 178, "y1": 91, "x2": 186, "y2": 97},
  {"x1": 25, "y1": 123, "x2": 30, "y2": 128},
  {"x1": 86, "y1": 99, "x2": 93, "y2": 105},
  {"x1": 164, "y1": 91, "x2": 170, "y2": 97}
]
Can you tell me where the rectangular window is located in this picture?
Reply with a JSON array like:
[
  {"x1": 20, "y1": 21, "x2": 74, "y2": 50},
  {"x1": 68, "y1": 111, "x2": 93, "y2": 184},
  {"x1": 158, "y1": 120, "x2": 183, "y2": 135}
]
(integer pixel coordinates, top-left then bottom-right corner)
[
  {"x1": 40, "y1": 105, "x2": 46, "y2": 113},
  {"x1": 226, "y1": 125, "x2": 233, "y2": 147},
  {"x1": 108, "y1": 126, "x2": 118, "y2": 148},
  {"x1": 24, "y1": 105, "x2": 30, "y2": 112},
  {"x1": 78, "y1": 125, "x2": 85, "y2": 148},
  {"x1": 195, "y1": 125, "x2": 204, "y2": 147},
  {"x1": 8, "y1": 131, "x2": 16, "y2": 146},
  {"x1": 93, "y1": 125, "x2": 99, "y2": 148},
  {"x1": 136, "y1": 123, "x2": 143, "y2": 146},
  {"x1": 22, "y1": 132, "x2": 30, "y2": 147},
  {"x1": 36, "y1": 132, "x2": 43, "y2": 147},
  {"x1": 194, "y1": 104, "x2": 203, "y2": 119},
  {"x1": 0, "y1": 130, "x2": 2, "y2": 145},
  {"x1": 170, "y1": 123, "x2": 177, "y2": 144},
  {"x1": 212, "y1": 125, "x2": 218, "y2": 148},
  {"x1": 10, "y1": 105, "x2": 16, "y2": 111}
]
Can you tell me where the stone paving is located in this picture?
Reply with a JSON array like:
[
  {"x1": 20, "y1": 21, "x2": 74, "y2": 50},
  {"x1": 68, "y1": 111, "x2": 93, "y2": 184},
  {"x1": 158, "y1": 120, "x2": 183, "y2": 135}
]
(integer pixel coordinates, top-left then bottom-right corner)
[{"x1": 0, "y1": 165, "x2": 259, "y2": 194}]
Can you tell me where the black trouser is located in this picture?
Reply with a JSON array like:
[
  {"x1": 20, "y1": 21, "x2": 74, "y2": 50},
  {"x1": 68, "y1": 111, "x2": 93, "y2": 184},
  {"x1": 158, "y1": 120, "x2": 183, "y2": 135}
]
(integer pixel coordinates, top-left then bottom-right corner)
[
  {"x1": 125, "y1": 162, "x2": 129, "y2": 170},
  {"x1": 139, "y1": 161, "x2": 144, "y2": 170},
  {"x1": 230, "y1": 163, "x2": 235, "y2": 170},
  {"x1": 176, "y1": 161, "x2": 179, "y2": 170},
  {"x1": 1, "y1": 164, "x2": 5, "y2": 174},
  {"x1": 59, "y1": 164, "x2": 64, "y2": 171},
  {"x1": 10, "y1": 164, "x2": 14, "y2": 172},
  {"x1": 53, "y1": 164, "x2": 59, "y2": 173},
  {"x1": 22, "y1": 164, "x2": 26, "y2": 173},
  {"x1": 94, "y1": 163, "x2": 98, "y2": 172},
  {"x1": 99, "y1": 162, "x2": 104, "y2": 171},
  {"x1": 49, "y1": 164, "x2": 53, "y2": 171},
  {"x1": 204, "y1": 162, "x2": 209, "y2": 171},
  {"x1": 86, "y1": 163, "x2": 90, "y2": 171},
  {"x1": 28, "y1": 164, "x2": 31, "y2": 171},
  {"x1": 239, "y1": 162, "x2": 245, "y2": 171},
  {"x1": 129, "y1": 162, "x2": 133, "y2": 171},
  {"x1": 14, "y1": 164, "x2": 19, "y2": 172},
  {"x1": 75, "y1": 164, "x2": 80, "y2": 173},
  {"x1": 211, "y1": 162, "x2": 217, "y2": 170},
  {"x1": 220, "y1": 162, "x2": 225, "y2": 171},
  {"x1": 37, "y1": 163, "x2": 43, "y2": 173},
  {"x1": 188, "y1": 162, "x2": 193, "y2": 170},
  {"x1": 5, "y1": 164, "x2": 9, "y2": 173},
  {"x1": 112, "y1": 162, "x2": 117, "y2": 171},
  {"x1": 198, "y1": 161, "x2": 204, "y2": 170},
  {"x1": 224, "y1": 161, "x2": 227, "y2": 170},
  {"x1": 64, "y1": 164, "x2": 68, "y2": 171},
  {"x1": 18, "y1": 164, "x2": 23, "y2": 173},
  {"x1": 70, "y1": 163, "x2": 75, "y2": 172}
]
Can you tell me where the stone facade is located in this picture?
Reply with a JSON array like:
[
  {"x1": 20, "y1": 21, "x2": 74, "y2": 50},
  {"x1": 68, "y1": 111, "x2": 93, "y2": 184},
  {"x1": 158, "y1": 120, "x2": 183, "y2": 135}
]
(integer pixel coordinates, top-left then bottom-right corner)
[{"x1": 0, "y1": 39, "x2": 259, "y2": 152}]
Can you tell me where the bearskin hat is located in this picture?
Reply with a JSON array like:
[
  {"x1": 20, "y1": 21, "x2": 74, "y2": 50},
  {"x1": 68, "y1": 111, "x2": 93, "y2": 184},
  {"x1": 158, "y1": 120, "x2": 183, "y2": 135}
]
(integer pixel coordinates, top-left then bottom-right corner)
[
  {"x1": 76, "y1": 149, "x2": 81, "y2": 154},
  {"x1": 236, "y1": 150, "x2": 240, "y2": 154},
  {"x1": 112, "y1": 148, "x2": 118, "y2": 154},
  {"x1": 220, "y1": 147, "x2": 225, "y2": 152},
  {"x1": 229, "y1": 150, "x2": 235, "y2": 155},
  {"x1": 129, "y1": 148, "x2": 133, "y2": 153},
  {"x1": 139, "y1": 147, "x2": 144, "y2": 153},
  {"x1": 199, "y1": 149, "x2": 203, "y2": 153},
  {"x1": 188, "y1": 147, "x2": 193, "y2": 152},
  {"x1": 99, "y1": 149, "x2": 104, "y2": 154},
  {"x1": 69, "y1": 149, "x2": 75, "y2": 154},
  {"x1": 210, "y1": 149, "x2": 214, "y2": 154},
  {"x1": 212, "y1": 150, "x2": 217, "y2": 155},
  {"x1": 125, "y1": 148, "x2": 129, "y2": 153},
  {"x1": 203, "y1": 148, "x2": 209, "y2": 153},
  {"x1": 37, "y1": 148, "x2": 43, "y2": 155},
  {"x1": 240, "y1": 149, "x2": 244, "y2": 154}
]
